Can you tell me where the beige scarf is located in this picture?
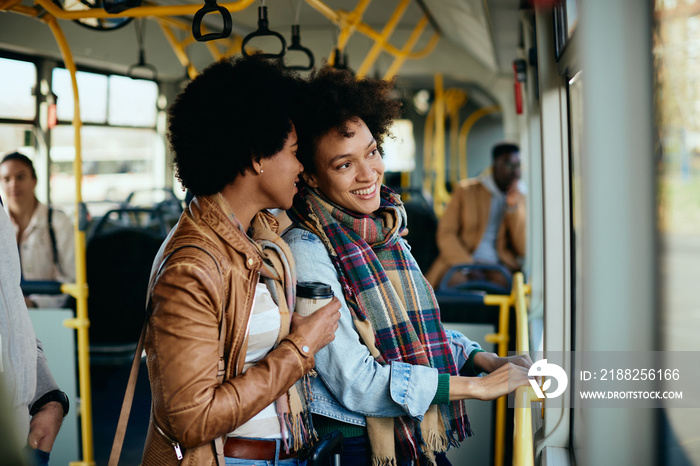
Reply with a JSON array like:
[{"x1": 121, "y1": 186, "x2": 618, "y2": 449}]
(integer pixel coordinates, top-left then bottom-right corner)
[{"x1": 215, "y1": 195, "x2": 316, "y2": 453}]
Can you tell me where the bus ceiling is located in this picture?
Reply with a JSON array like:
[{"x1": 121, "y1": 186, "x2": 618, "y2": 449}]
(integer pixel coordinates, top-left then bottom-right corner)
[{"x1": 0, "y1": 0, "x2": 524, "y2": 89}]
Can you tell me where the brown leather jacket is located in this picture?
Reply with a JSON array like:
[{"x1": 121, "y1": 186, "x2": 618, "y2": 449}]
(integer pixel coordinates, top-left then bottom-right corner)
[
  {"x1": 142, "y1": 195, "x2": 314, "y2": 466},
  {"x1": 425, "y1": 178, "x2": 526, "y2": 287}
]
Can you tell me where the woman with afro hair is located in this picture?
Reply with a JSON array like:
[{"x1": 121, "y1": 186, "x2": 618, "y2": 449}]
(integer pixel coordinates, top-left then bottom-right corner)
[
  {"x1": 283, "y1": 66, "x2": 533, "y2": 465},
  {"x1": 141, "y1": 56, "x2": 340, "y2": 466}
]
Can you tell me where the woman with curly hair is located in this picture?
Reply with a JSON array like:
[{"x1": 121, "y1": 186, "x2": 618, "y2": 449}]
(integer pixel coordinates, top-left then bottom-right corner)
[
  {"x1": 141, "y1": 56, "x2": 340, "y2": 466},
  {"x1": 283, "y1": 67, "x2": 533, "y2": 466}
]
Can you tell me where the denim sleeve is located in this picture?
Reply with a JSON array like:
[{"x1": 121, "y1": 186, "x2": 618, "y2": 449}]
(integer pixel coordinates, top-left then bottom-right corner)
[
  {"x1": 445, "y1": 329, "x2": 483, "y2": 371},
  {"x1": 284, "y1": 228, "x2": 438, "y2": 420}
]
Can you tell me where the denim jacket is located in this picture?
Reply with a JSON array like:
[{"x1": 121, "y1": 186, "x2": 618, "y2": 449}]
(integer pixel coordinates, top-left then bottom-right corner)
[{"x1": 283, "y1": 227, "x2": 482, "y2": 426}]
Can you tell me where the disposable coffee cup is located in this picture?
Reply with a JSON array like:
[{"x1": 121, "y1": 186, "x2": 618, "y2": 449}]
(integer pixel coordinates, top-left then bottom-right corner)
[{"x1": 296, "y1": 282, "x2": 334, "y2": 317}]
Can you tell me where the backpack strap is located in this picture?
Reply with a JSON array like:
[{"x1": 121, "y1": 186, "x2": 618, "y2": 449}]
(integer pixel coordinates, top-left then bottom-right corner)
[
  {"x1": 47, "y1": 206, "x2": 63, "y2": 275},
  {"x1": 108, "y1": 245, "x2": 227, "y2": 466}
]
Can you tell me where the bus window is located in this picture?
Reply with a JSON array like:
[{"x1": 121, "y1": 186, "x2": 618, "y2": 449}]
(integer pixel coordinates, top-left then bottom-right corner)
[
  {"x1": 108, "y1": 75, "x2": 158, "y2": 127},
  {"x1": 50, "y1": 126, "x2": 163, "y2": 215},
  {"x1": 0, "y1": 57, "x2": 35, "y2": 120},
  {"x1": 52, "y1": 68, "x2": 108, "y2": 124}
]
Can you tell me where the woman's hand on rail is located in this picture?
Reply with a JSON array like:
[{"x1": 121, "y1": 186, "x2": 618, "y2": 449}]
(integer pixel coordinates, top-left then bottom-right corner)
[
  {"x1": 290, "y1": 297, "x2": 341, "y2": 355},
  {"x1": 473, "y1": 352, "x2": 533, "y2": 374},
  {"x1": 449, "y1": 363, "x2": 532, "y2": 401}
]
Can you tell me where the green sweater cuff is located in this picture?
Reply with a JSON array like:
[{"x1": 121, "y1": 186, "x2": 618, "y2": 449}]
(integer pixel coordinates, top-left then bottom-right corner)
[
  {"x1": 432, "y1": 374, "x2": 451, "y2": 405},
  {"x1": 462, "y1": 348, "x2": 485, "y2": 376},
  {"x1": 312, "y1": 414, "x2": 367, "y2": 438}
]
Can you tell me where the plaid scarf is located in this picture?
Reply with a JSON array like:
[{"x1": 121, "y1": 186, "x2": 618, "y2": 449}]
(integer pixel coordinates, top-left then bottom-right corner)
[{"x1": 288, "y1": 185, "x2": 471, "y2": 464}]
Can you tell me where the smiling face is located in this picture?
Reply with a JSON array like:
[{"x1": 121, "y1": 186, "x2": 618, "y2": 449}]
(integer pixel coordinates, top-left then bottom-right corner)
[
  {"x1": 258, "y1": 124, "x2": 304, "y2": 210},
  {"x1": 305, "y1": 118, "x2": 384, "y2": 216},
  {"x1": 0, "y1": 159, "x2": 37, "y2": 207}
]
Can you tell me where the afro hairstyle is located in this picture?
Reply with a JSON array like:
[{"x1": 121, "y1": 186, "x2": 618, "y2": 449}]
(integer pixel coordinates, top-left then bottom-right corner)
[
  {"x1": 168, "y1": 56, "x2": 302, "y2": 196},
  {"x1": 294, "y1": 66, "x2": 403, "y2": 174}
]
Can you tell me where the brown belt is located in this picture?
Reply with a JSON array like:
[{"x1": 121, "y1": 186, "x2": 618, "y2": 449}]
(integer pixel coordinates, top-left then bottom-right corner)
[{"x1": 224, "y1": 437, "x2": 297, "y2": 460}]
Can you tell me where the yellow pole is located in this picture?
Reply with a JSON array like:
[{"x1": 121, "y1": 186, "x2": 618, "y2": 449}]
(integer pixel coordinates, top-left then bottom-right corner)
[
  {"x1": 483, "y1": 273, "x2": 531, "y2": 466},
  {"x1": 432, "y1": 73, "x2": 449, "y2": 216},
  {"x1": 383, "y1": 15, "x2": 430, "y2": 80},
  {"x1": 458, "y1": 105, "x2": 501, "y2": 181},
  {"x1": 337, "y1": 0, "x2": 372, "y2": 56},
  {"x1": 513, "y1": 386, "x2": 537, "y2": 466},
  {"x1": 423, "y1": 106, "x2": 435, "y2": 196},
  {"x1": 43, "y1": 14, "x2": 95, "y2": 466},
  {"x1": 512, "y1": 272, "x2": 536, "y2": 465},
  {"x1": 483, "y1": 294, "x2": 511, "y2": 466},
  {"x1": 444, "y1": 89, "x2": 467, "y2": 186},
  {"x1": 356, "y1": 0, "x2": 410, "y2": 78},
  {"x1": 303, "y1": 0, "x2": 438, "y2": 70},
  {"x1": 448, "y1": 100, "x2": 460, "y2": 187},
  {"x1": 400, "y1": 171, "x2": 411, "y2": 192},
  {"x1": 304, "y1": 0, "x2": 371, "y2": 65},
  {"x1": 513, "y1": 273, "x2": 529, "y2": 352},
  {"x1": 34, "y1": 0, "x2": 254, "y2": 19},
  {"x1": 355, "y1": 22, "x2": 439, "y2": 58}
]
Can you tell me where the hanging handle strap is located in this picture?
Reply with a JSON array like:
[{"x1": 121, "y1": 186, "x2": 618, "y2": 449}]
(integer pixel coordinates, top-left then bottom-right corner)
[
  {"x1": 126, "y1": 49, "x2": 158, "y2": 80},
  {"x1": 285, "y1": 25, "x2": 314, "y2": 71},
  {"x1": 241, "y1": 6, "x2": 286, "y2": 59},
  {"x1": 192, "y1": 0, "x2": 233, "y2": 42},
  {"x1": 127, "y1": 19, "x2": 158, "y2": 80}
]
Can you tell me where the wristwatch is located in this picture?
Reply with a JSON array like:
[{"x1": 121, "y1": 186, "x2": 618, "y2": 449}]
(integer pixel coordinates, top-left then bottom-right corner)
[{"x1": 29, "y1": 390, "x2": 70, "y2": 417}]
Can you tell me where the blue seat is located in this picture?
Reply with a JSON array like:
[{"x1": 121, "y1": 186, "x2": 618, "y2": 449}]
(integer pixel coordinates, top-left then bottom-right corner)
[
  {"x1": 86, "y1": 207, "x2": 169, "y2": 365},
  {"x1": 436, "y1": 263, "x2": 513, "y2": 297},
  {"x1": 434, "y1": 264, "x2": 514, "y2": 325}
]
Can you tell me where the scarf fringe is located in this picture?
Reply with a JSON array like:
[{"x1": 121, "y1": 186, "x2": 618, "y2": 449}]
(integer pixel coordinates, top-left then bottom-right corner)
[
  {"x1": 371, "y1": 457, "x2": 398, "y2": 466},
  {"x1": 277, "y1": 374, "x2": 318, "y2": 454},
  {"x1": 277, "y1": 410, "x2": 317, "y2": 454},
  {"x1": 422, "y1": 428, "x2": 449, "y2": 454}
]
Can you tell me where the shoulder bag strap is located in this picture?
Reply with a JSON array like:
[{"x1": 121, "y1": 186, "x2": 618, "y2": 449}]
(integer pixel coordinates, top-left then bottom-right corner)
[
  {"x1": 108, "y1": 245, "x2": 226, "y2": 466},
  {"x1": 47, "y1": 206, "x2": 63, "y2": 275}
]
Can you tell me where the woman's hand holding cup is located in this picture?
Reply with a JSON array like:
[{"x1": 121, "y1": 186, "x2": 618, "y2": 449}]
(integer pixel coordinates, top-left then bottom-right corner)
[{"x1": 291, "y1": 297, "x2": 341, "y2": 355}]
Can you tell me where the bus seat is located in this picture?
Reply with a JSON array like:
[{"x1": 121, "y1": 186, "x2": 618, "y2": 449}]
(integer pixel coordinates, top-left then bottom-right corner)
[
  {"x1": 89, "y1": 206, "x2": 172, "y2": 241},
  {"x1": 434, "y1": 264, "x2": 513, "y2": 328},
  {"x1": 397, "y1": 188, "x2": 439, "y2": 274},
  {"x1": 435, "y1": 263, "x2": 513, "y2": 298},
  {"x1": 122, "y1": 187, "x2": 183, "y2": 229},
  {"x1": 86, "y1": 208, "x2": 167, "y2": 365}
]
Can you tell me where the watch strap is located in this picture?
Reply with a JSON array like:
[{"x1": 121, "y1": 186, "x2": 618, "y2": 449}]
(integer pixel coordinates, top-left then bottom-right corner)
[{"x1": 29, "y1": 389, "x2": 69, "y2": 417}]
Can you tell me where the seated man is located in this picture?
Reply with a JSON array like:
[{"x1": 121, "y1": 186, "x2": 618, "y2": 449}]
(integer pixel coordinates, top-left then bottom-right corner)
[{"x1": 426, "y1": 142, "x2": 526, "y2": 289}]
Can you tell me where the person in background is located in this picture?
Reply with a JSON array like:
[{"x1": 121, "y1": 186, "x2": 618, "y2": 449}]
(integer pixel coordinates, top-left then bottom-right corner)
[
  {"x1": 0, "y1": 152, "x2": 75, "y2": 309},
  {"x1": 141, "y1": 56, "x2": 341, "y2": 466},
  {"x1": 425, "y1": 142, "x2": 525, "y2": 289},
  {"x1": 0, "y1": 201, "x2": 69, "y2": 466},
  {"x1": 284, "y1": 67, "x2": 532, "y2": 466}
]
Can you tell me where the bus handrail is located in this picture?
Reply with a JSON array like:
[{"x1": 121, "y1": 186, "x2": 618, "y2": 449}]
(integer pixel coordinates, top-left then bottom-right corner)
[
  {"x1": 482, "y1": 272, "x2": 534, "y2": 466},
  {"x1": 513, "y1": 385, "x2": 538, "y2": 466},
  {"x1": 512, "y1": 272, "x2": 535, "y2": 466}
]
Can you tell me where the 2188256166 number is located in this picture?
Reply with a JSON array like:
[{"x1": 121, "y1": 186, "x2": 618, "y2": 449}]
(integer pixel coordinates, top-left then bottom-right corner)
[{"x1": 600, "y1": 368, "x2": 680, "y2": 381}]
